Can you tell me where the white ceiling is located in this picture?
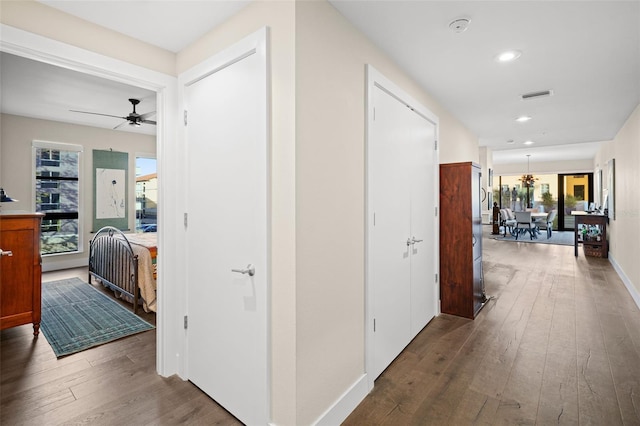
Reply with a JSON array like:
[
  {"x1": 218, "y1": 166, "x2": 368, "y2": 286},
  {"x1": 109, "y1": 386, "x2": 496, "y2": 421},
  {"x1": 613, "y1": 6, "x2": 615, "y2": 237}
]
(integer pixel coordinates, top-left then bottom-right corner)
[
  {"x1": 1, "y1": 52, "x2": 157, "y2": 135},
  {"x1": 38, "y1": 1, "x2": 251, "y2": 53},
  {"x1": 5, "y1": 1, "x2": 640, "y2": 165}
]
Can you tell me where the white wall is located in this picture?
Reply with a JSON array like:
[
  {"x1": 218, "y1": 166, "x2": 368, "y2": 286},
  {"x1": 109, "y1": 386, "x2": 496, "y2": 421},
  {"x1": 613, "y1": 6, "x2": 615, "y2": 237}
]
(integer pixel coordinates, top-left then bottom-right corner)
[
  {"x1": 595, "y1": 104, "x2": 640, "y2": 306},
  {"x1": 0, "y1": 114, "x2": 156, "y2": 271},
  {"x1": 295, "y1": 1, "x2": 477, "y2": 424}
]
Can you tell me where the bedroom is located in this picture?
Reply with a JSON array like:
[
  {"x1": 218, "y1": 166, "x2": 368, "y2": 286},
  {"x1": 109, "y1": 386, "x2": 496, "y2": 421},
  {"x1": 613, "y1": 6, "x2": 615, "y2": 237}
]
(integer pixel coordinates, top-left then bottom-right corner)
[{"x1": 1, "y1": 51, "x2": 159, "y2": 316}]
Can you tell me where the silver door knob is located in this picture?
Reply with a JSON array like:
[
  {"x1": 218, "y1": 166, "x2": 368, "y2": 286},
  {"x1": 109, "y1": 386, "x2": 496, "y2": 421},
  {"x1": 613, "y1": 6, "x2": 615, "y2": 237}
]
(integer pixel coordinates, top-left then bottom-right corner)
[
  {"x1": 411, "y1": 237, "x2": 423, "y2": 245},
  {"x1": 232, "y1": 264, "x2": 255, "y2": 276},
  {"x1": 0, "y1": 249, "x2": 12, "y2": 257}
]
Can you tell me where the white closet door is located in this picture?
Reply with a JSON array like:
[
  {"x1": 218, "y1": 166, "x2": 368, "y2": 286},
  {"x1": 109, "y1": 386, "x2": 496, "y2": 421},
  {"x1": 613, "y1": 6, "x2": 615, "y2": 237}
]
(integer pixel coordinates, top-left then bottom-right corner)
[
  {"x1": 370, "y1": 85, "x2": 412, "y2": 379},
  {"x1": 370, "y1": 85, "x2": 436, "y2": 379}
]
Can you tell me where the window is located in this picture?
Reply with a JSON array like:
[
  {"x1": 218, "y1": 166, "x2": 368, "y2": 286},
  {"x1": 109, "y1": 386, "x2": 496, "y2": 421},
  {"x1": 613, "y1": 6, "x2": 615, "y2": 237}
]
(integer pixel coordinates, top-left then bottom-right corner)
[
  {"x1": 541, "y1": 183, "x2": 550, "y2": 194},
  {"x1": 135, "y1": 156, "x2": 157, "y2": 232},
  {"x1": 33, "y1": 141, "x2": 82, "y2": 255}
]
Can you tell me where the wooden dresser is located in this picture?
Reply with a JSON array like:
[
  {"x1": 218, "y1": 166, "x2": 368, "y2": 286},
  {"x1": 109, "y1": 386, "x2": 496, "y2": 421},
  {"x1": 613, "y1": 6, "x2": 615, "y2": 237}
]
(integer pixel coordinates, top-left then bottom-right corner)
[{"x1": 0, "y1": 212, "x2": 45, "y2": 336}]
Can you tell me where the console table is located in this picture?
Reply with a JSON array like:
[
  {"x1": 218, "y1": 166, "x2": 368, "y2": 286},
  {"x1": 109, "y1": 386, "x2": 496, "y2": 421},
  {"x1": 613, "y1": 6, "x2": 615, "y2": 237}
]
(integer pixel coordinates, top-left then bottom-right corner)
[{"x1": 572, "y1": 212, "x2": 607, "y2": 258}]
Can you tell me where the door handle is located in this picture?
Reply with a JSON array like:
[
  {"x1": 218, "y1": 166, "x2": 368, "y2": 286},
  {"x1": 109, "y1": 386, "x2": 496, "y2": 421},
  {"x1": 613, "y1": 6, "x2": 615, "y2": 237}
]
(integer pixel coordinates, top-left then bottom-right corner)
[
  {"x1": 407, "y1": 237, "x2": 424, "y2": 246},
  {"x1": 232, "y1": 264, "x2": 255, "y2": 276},
  {"x1": 1, "y1": 249, "x2": 12, "y2": 257}
]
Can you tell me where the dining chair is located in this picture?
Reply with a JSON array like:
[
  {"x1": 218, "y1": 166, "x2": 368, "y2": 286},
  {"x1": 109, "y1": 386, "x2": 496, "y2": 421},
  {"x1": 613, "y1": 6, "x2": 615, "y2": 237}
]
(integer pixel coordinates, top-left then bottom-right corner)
[
  {"x1": 538, "y1": 209, "x2": 557, "y2": 239},
  {"x1": 500, "y1": 209, "x2": 517, "y2": 236},
  {"x1": 514, "y1": 211, "x2": 536, "y2": 240}
]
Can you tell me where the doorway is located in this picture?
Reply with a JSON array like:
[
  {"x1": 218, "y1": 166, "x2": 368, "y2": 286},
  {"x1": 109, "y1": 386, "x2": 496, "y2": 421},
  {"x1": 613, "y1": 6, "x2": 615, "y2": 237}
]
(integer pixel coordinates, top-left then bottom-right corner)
[
  {"x1": 1, "y1": 24, "x2": 177, "y2": 376},
  {"x1": 557, "y1": 173, "x2": 593, "y2": 230}
]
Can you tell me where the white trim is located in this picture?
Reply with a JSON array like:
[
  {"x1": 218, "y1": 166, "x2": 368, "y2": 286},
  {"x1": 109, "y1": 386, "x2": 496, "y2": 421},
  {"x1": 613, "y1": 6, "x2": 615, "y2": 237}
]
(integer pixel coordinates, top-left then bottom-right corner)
[
  {"x1": 312, "y1": 374, "x2": 369, "y2": 426},
  {"x1": 609, "y1": 253, "x2": 640, "y2": 310},
  {"x1": 42, "y1": 257, "x2": 88, "y2": 273},
  {"x1": 178, "y1": 27, "x2": 271, "y2": 425},
  {"x1": 365, "y1": 65, "x2": 440, "y2": 391},
  {"x1": 1, "y1": 24, "x2": 179, "y2": 378}
]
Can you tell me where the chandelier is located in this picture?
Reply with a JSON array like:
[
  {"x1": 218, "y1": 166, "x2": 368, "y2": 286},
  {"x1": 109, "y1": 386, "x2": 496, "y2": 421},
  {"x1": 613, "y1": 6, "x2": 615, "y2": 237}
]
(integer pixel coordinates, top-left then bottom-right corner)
[
  {"x1": 519, "y1": 155, "x2": 538, "y2": 208},
  {"x1": 519, "y1": 155, "x2": 538, "y2": 188}
]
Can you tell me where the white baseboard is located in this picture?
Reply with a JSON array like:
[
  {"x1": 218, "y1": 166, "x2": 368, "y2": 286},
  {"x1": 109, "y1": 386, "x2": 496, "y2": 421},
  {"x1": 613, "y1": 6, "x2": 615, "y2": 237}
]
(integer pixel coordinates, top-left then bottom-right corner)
[
  {"x1": 313, "y1": 374, "x2": 369, "y2": 426},
  {"x1": 609, "y1": 253, "x2": 640, "y2": 310},
  {"x1": 42, "y1": 257, "x2": 88, "y2": 272}
]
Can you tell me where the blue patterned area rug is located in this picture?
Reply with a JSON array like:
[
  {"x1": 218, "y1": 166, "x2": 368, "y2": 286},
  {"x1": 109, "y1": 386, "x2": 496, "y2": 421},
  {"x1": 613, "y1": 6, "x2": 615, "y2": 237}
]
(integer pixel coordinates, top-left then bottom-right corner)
[
  {"x1": 490, "y1": 230, "x2": 575, "y2": 246},
  {"x1": 40, "y1": 277, "x2": 154, "y2": 358}
]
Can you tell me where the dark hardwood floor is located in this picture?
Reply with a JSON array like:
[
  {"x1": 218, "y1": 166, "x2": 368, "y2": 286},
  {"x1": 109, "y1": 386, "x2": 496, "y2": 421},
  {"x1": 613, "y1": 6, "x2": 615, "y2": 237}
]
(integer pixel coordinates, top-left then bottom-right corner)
[{"x1": 2, "y1": 231, "x2": 639, "y2": 425}]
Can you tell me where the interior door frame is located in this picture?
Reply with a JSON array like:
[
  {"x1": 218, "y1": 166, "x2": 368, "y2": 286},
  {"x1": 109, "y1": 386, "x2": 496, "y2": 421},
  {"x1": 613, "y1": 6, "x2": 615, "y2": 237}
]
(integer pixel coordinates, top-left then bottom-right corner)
[
  {"x1": 365, "y1": 65, "x2": 440, "y2": 391},
  {"x1": 0, "y1": 24, "x2": 180, "y2": 377},
  {"x1": 178, "y1": 27, "x2": 271, "y2": 424}
]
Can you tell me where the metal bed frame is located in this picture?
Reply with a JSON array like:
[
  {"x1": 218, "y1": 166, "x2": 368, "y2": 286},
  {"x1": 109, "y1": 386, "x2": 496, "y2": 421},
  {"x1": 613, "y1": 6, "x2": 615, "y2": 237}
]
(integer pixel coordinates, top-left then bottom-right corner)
[{"x1": 88, "y1": 226, "x2": 140, "y2": 314}]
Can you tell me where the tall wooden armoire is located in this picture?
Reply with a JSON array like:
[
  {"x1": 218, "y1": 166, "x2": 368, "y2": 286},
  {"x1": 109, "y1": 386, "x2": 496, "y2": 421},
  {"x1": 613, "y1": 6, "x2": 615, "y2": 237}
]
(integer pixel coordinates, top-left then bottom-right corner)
[{"x1": 439, "y1": 162, "x2": 484, "y2": 319}]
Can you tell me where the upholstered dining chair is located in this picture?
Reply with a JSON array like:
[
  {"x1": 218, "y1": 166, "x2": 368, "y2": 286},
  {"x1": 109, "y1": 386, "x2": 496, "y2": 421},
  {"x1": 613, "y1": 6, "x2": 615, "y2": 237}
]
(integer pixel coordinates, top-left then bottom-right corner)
[
  {"x1": 514, "y1": 211, "x2": 536, "y2": 240},
  {"x1": 538, "y1": 209, "x2": 557, "y2": 239},
  {"x1": 500, "y1": 209, "x2": 517, "y2": 236}
]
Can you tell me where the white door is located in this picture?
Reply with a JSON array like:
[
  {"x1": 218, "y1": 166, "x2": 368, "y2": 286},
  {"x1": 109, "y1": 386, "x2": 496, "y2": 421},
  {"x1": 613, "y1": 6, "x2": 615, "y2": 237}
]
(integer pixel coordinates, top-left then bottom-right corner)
[
  {"x1": 183, "y1": 30, "x2": 268, "y2": 426},
  {"x1": 406, "y1": 104, "x2": 437, "y2": 338},
  {"x1": 370, "y1": 84, "x2": 437, "y2": 380}
]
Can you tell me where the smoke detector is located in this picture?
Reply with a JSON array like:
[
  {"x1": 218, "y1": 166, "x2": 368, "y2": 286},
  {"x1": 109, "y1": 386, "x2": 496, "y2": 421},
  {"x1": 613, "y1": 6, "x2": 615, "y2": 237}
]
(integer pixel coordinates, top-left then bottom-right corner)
[{"x1": 449, "y1": 18, "x2": 470, "y2": 33}]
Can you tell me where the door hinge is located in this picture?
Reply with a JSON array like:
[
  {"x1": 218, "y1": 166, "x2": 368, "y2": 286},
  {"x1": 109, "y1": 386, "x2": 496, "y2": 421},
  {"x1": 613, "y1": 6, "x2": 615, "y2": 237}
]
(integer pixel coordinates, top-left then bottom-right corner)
[
  {"x1": 373, "y1": 318, "x2": 376, "y2": 332},
  {"x1": 184, "y1": 110, "x2": 188, "y2": 126},
  {"x1": 435, "y1": 206, "x2": 438, "y2": 217},
  {"x1": 373, "y1": 212, "x2": 376, "y2": 226},
  {"x1": 184, "y1": 315, "x2": 188, "y2": 330},
  {"x1": 184, "y1": 212, "x2": 188, "y2": 228},
  {"x1": 434, "y1": 140, "x2": 438, "y2": 150},
  {"x1": 373, "y1": 107, "x2": 376, "y2": 121},
  {"x1": 435, "y1": 273, "x2": 438, "y2": 283}
]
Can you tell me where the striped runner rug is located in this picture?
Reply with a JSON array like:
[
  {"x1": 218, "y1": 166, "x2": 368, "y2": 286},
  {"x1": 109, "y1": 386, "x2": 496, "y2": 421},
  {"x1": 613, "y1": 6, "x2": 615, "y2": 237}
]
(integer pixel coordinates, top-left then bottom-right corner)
[{"x1": 40, "y1": 277, "x2": 154, "y2": 357}]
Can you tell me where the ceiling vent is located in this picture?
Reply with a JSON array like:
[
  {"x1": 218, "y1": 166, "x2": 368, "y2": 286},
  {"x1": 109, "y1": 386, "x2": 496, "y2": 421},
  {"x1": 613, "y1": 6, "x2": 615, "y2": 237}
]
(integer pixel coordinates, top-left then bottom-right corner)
[{"x1": 521, "y1": 90, "x2": 553, "y2": 100}]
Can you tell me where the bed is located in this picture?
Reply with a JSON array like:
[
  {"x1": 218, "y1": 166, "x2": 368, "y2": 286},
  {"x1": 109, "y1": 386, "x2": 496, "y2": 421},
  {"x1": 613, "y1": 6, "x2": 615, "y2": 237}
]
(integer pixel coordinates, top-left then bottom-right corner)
[{"x1": 88, "y1": 226, "x2": 157, "y2": 314}]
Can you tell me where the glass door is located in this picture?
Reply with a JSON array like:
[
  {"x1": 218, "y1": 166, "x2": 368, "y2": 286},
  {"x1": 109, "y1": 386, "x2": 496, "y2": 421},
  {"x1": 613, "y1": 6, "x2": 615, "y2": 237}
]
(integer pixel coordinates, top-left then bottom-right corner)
[{"x1": 557, "y1": 173, "x2": 593, "y2": 231}]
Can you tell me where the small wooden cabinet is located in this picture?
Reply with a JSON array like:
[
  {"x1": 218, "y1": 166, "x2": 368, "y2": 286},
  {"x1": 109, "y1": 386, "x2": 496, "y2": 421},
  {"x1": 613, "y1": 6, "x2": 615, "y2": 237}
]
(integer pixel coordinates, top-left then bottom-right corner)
[
  {"x1": 0, "y1": 212, "x2": 45, "y2": 335},
  {"x1": 440, "y1": 162, "x2": 485, "y2": 319},
  {"x1": 573, "y1": 213, "x2": 608, "y2": 258}
]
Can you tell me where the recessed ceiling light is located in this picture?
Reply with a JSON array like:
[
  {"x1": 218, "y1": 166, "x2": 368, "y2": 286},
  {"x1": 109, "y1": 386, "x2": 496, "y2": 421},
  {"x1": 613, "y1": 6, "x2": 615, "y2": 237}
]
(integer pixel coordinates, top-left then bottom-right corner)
[
  {"x1": 496, "y1": 50, "x2": 522, "y2": 63},
  {"x1": 523, "y1": 140, "x2": 535, "y2": 145},
  {"x1": 516, "y1": 115, "x2": 532, "y2": 123}
]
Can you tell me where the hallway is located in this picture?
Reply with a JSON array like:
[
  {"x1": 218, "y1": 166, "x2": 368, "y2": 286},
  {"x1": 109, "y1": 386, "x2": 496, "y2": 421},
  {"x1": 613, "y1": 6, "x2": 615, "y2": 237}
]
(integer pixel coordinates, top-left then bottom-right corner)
[{"x1": 344, "y1": 230, "x2": 640, "y2": 424}]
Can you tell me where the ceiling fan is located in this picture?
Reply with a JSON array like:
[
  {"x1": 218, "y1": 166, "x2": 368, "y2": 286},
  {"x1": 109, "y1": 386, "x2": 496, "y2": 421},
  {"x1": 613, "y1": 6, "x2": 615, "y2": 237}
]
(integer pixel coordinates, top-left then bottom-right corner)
[{"x1": 71, "y1": 98, "x2": 156, "y2": 129}]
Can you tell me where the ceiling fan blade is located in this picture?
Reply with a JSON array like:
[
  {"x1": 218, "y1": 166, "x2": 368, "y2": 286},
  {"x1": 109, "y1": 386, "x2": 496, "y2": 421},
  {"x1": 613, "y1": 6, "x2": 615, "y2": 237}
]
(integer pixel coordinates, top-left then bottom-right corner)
[
  {"x1": 70, "y1": 110, "x2": 126, "y2": 120},
  {"x1": 113, "y1": 121, "x2": 129, "y2": 130},
  {"x1": 139, "y1": 111, "x2": 156, "y2": 120},
  {"x1": 141, "y1": 119, "x2": 157, "y2": 125}
]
